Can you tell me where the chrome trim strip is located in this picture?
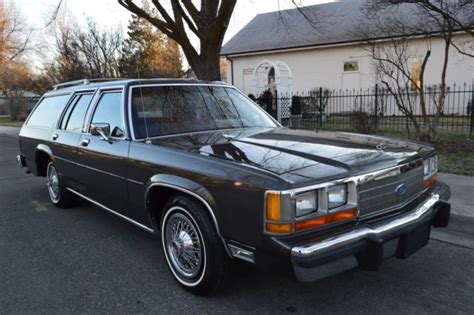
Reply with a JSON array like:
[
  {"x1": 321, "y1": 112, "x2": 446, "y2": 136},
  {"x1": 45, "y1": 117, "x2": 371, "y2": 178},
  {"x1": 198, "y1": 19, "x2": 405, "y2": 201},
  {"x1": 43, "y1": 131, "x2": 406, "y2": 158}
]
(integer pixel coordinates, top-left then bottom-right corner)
[
  {"x1": 145, "y1": 182, "x2": 231, "y2": 257},
  {"x1": 76, "y1": 162, "x2": 126, "y2": 180},
  {"x1": 16, "y1": 155, "x2": 25, "y2": 167},
  {"x1": 227, "y1": 244, "x2": 256, "y2": 264},
  {"x1": 66, "y1": 188, "x2": 155, "y2": 233},
  {"x1": 277, "y1": 160, "x2": 423, "y2": 196},
  {"x1": 127, "y1": 178, "x2": 145, "y2": 185},
  {"x1": 291, "y1": 194, "x2": 440, "y2": 258},
  {"x1": 54, "y1": 155, "x2": 75, "y2": 164}
]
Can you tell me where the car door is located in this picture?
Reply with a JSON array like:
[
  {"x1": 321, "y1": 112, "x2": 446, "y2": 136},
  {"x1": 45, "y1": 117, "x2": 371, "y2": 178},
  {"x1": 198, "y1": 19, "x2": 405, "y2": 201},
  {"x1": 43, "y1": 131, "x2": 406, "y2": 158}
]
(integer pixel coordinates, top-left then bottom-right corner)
[
  {"x1": 50, "y1": 92, "x2": 95, "y2": 186},
  {"x1": 76, "y1": 89, "x2": 130, "y2": 213}
]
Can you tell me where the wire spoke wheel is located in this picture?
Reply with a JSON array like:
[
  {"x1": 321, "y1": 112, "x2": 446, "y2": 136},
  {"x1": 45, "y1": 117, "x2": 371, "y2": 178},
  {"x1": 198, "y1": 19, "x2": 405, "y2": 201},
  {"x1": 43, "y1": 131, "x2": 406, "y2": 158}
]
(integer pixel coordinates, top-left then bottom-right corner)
[
  {"x1": 46, "y1": 163, "x2": 60, "y2": 202},
  {"x1": 164, "y1": 210, "x2": 204, "y2": 279}
]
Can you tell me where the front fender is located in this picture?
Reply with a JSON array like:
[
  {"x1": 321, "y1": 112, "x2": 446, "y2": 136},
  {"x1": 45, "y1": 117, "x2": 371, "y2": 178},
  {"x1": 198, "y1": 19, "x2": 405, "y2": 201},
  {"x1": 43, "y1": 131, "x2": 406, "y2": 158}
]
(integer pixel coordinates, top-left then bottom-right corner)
[
  {"x1": 146, "y1": 174, "x2": 216, "y2": 209},
  {"x1": 144, "y1": 174, "x2": 230, "y2": 256}
]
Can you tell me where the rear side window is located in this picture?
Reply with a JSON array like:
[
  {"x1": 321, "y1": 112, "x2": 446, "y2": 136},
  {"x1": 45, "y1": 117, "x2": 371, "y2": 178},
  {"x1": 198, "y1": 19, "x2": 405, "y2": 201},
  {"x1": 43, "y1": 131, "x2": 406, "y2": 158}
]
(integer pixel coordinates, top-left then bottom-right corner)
[
  {"x1": 61, "y1": 94, "x2": 93, "y2": 132},
  {"x1": 27, "y1": 94, "x2": 71, "y2": 128}
]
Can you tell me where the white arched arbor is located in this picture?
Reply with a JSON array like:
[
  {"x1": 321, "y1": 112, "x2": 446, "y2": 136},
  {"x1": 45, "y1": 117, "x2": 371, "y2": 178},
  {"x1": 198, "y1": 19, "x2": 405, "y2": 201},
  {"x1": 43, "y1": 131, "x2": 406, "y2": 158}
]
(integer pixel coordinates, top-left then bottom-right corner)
[
  {"x1": 252, "y1": 59, "x2": 293, "y2": 96},
  {"x1": 251, "y1": 60, "x2": 293, "y2": 122}
]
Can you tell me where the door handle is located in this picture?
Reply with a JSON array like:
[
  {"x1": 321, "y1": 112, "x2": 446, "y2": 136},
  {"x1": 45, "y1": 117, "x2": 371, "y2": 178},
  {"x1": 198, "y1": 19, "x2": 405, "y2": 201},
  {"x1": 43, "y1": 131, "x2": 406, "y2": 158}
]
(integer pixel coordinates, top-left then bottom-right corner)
[
  {"x1": 52, "y1": 133, "x2": 59, "y2": 141},
  {"x1": 80, "y1": 139, "x2": 90, "y2": 147}
]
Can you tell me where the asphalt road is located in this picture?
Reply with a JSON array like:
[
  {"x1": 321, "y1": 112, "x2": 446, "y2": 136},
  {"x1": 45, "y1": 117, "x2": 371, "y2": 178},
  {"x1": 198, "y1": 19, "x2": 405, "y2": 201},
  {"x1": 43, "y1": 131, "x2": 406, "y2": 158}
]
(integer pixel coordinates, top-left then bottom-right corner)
[{"x1": 1, "y1": 134, "x2": 474, "y2": 314}]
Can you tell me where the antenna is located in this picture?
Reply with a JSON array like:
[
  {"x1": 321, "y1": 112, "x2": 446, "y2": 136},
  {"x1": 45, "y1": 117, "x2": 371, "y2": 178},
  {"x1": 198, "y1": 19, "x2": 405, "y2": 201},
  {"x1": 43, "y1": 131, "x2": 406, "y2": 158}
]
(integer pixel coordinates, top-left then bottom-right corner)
[{"x1": 136, "y1": 69, "x2": 150, "y2": 144}]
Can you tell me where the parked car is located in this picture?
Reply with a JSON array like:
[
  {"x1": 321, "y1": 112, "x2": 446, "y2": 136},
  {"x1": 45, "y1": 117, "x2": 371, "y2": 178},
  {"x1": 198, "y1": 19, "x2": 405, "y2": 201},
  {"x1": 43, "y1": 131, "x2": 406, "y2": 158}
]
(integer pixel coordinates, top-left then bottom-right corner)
[{"x1": 17, "y1": 79, "x2": 451, "y2": 295}]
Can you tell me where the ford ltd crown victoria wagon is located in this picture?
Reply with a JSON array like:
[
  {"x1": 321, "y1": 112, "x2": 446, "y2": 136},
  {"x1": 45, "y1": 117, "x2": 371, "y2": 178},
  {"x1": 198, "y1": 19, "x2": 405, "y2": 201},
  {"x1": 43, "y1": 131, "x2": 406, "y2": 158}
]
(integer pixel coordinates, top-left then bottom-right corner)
[{"x1": 17, "y1": 78, "x2": 451, "y2": 295}]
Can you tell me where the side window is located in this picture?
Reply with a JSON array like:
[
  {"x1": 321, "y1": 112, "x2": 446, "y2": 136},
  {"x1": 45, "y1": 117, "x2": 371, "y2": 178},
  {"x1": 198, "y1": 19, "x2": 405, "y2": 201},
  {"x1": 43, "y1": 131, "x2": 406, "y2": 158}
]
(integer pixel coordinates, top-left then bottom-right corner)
[
  {"x1": 60, "y1": 95, "x2": 80, "y2": 130},
  {"x1": 91, "y1": 91, "x2": 125, "y2": 138},
  {"x1": 27, "y1": 94, "x2": 71, "y2": 128},
  {"x1": 62, "y1": 94, "x2": 93, "y2": 132}
]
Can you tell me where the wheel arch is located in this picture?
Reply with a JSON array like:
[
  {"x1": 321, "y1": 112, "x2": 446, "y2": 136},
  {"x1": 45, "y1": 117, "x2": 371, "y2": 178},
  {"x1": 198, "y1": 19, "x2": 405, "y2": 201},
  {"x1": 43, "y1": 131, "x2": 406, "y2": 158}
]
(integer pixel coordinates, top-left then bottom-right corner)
[
  {"x1": 144, "y1": 174, "x2": 231, "y2": 256},
  {"x1": 35, "y1": 144, "x2": 54, "y2": 176}
]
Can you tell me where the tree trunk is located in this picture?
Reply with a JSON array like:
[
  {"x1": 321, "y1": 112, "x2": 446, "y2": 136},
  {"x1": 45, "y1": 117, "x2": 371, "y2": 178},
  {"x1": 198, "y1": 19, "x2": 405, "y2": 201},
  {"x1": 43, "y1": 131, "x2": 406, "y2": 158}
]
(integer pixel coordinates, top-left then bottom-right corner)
[
  {"x1": 186, "y1": 48, "x2": 221, "y2": 81},
  {"x1": 432, "y1": 35, "x2": 451, "y2": 140}
]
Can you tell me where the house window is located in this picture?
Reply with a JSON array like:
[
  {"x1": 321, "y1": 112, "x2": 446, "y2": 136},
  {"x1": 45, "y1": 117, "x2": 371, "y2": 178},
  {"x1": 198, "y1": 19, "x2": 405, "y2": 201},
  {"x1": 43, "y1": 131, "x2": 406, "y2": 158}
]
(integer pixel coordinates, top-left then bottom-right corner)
[
  {"x1": 343, "y1": 60, "x2": 359, "y2": 72},
  {"x1": 411, "y1": 57, "x2": 422, "y2": 91}
]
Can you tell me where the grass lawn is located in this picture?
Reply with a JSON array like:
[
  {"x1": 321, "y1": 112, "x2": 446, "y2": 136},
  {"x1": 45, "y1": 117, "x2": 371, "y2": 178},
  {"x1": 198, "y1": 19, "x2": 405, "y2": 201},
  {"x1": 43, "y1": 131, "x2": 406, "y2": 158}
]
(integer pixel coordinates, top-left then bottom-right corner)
[
  {"x1": 378, "y1": 130, "x2": 474, "y2": 176},
  {"x1": 292, "y1": 123, "x2": 474, "y2": 176},
  {"x1": 0, "y1": 116, "x2": 23, "y2": 127}
]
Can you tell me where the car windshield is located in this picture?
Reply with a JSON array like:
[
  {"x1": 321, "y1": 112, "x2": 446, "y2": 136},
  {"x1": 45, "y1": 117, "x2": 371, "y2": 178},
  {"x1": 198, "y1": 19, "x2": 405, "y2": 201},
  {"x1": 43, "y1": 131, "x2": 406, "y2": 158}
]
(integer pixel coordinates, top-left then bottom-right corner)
[{"x1": 130, "y1": 85, "x2": 277, "y2": 138}]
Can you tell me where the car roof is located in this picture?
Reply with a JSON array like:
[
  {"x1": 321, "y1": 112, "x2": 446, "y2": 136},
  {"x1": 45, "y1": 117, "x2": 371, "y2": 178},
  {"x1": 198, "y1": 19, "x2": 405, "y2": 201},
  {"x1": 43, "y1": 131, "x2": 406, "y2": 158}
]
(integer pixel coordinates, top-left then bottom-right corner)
[{"x1": 43, "y1": 78, "x2": 230, "y2": 96}]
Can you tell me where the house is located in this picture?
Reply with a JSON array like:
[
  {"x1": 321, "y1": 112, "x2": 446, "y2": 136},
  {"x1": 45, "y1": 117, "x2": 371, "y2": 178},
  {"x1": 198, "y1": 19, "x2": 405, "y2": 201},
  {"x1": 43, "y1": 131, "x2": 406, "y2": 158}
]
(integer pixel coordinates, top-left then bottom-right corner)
[
  {"x1": 221, "y1": 1, "x2": 473, "y2": 98},
  {"x1": 0, "y1": 91, "x2": 40, "y2": 116}
]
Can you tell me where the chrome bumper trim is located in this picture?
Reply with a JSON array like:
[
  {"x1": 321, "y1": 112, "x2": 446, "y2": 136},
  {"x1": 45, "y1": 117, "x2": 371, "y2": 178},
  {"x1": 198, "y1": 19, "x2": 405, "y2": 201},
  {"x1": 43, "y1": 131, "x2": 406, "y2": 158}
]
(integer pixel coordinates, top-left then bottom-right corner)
[
  {"x1": 16, "y1": 154, "x2": 25, "y2": 167},
  {"x1": 291, "y1": 194, "x2": 440, "y2": 258}
]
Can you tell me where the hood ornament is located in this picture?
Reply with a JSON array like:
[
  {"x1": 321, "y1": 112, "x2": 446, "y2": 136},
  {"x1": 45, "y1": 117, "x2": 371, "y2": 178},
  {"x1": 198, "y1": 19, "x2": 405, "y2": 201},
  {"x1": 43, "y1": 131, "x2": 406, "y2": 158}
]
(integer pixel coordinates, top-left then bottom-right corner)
[{"x1": 376, "y1": 143, "x2": 387, "y2": 151}]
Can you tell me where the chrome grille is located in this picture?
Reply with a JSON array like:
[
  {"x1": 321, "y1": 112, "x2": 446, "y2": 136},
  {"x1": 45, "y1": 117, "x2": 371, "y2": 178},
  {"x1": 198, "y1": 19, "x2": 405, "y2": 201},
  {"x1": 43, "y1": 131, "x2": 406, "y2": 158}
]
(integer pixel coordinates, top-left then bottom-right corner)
[{"x1": 358, "y1": 165, "x2": 423, "y2": 217}]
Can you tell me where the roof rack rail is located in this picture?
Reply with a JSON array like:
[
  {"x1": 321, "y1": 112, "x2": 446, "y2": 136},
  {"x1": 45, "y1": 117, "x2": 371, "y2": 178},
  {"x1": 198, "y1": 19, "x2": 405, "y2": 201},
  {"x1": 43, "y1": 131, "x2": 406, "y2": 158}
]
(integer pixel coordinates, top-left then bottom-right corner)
[{"x1": 52, "y1": 78, "x2": 125, "y2": 90}]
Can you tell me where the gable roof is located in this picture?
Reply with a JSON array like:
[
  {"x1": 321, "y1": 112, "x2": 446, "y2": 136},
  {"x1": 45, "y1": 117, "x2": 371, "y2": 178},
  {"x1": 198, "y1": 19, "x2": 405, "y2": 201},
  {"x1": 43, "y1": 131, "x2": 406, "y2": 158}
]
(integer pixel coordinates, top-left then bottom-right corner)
[{"x1": 221, "y1": 0, "x2": 471, "y2": 56}]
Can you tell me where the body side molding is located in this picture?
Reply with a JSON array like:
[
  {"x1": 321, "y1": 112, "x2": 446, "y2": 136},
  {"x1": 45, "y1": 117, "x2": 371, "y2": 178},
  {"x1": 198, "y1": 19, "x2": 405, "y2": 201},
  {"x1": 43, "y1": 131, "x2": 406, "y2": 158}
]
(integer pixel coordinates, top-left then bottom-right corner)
[{"x1": 67, "y1": 188, "x2": 155, "y2": 233}]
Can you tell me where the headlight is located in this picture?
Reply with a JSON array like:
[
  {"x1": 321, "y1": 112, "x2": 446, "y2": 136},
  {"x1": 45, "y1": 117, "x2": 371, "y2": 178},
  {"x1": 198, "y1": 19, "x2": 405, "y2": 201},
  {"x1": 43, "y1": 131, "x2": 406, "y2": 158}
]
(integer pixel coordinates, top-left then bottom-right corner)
[
  {"x1": 424, "y1": 155, "x2": 437, "y2": 178},
  {"x1": 328, "y1": 184, "x2": 347, "y2": 209},
  {"x1": 430, "y1": 155, "x2": 437, "y2": 173},
  {"x1": 423, "y1": 159, "x2": 430, "y2": 177},
  {"x1": 295, "y1": 191, "x2": 318, "y2": 217}
]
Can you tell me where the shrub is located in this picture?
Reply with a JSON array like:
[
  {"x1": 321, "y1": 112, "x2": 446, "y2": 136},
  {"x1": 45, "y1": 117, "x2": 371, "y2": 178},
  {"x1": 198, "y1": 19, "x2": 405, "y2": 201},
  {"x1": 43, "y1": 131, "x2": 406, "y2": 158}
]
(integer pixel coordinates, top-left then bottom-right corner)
[
  {"x1": 351, "y1": 110, "x2": 376, "y2": 134},
  {"x1": 290, "y1": 96, "x2": 302, "y2": 115},
  {"x1": 8, "y1": 97, "x2": 29, "y2": 121}
]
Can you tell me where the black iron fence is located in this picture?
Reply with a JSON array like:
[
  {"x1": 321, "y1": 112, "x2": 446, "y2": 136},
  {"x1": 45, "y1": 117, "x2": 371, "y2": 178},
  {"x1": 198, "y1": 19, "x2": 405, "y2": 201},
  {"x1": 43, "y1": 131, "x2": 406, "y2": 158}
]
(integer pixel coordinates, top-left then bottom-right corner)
[{"x1": 275, "y1": 83, "x2": 474, "y2": 135}]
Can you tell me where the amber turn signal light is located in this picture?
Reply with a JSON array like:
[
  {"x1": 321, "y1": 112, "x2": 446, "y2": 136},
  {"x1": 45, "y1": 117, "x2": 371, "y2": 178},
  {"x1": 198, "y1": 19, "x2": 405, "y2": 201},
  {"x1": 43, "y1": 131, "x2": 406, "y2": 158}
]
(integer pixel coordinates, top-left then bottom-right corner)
[
  {"x1": 266, "y1": 192, "x2": 281, "y2": 221},
  {"x1": 423, "y1": 174, "x2": 437, "y2": 189},
  {"x1": 295, "y1": 208, "x2": 358, "y2": 231},
  {"x1": 266, "y1": 223, "x2": 292, "y2": 233}
]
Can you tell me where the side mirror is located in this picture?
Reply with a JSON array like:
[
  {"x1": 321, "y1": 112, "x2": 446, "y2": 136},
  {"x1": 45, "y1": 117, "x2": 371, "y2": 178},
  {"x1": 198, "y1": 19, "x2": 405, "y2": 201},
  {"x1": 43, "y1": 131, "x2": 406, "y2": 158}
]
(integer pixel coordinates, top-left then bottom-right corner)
[{"x1": 90, "y1": 123, "x2": 111, "y2": 141}]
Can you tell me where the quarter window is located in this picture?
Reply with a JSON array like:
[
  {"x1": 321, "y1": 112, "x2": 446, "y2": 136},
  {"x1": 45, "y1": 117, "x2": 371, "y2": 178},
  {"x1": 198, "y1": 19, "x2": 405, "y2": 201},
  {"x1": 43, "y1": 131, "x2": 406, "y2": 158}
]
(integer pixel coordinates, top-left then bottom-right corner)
[
  {"x1": 91, "y1": 91, "x2": 125, "y2": 138},
  {"x1": 61, "y1": 94, "x2": 93, "y2": 132},
  {"x1": 27, "y1": 94, "x2": 71, "y2": 128}
]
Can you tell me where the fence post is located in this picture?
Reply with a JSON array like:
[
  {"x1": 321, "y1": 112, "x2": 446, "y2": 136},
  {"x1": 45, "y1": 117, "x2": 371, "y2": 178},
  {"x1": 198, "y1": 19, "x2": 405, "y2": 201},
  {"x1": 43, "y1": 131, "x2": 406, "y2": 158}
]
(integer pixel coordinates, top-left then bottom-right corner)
[
  {"x1": 275, "y1": 89, "x2": 281, "y2": 123},
  {"x1": 471, "y1": 81, "x2": 474, "y2": 136},
  {"x1": 374, "y1": 84, "x2": 379, "y2": 131},
  {"x1": 319, "y1": 87, "x2": 323, "y2": 128}
]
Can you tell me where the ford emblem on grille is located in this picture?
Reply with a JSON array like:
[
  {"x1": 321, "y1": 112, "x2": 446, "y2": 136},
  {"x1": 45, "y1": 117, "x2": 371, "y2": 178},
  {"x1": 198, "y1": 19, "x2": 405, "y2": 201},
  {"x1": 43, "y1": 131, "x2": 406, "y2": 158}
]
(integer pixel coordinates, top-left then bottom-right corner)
[{"x1": 395, "y1": 184, "x2": 408, "y2": 195}]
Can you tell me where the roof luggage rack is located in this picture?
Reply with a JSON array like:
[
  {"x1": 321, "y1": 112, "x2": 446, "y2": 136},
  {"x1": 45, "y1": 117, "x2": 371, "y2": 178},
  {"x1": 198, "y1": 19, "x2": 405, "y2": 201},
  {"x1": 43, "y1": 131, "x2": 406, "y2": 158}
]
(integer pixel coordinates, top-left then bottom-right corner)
[{"x1": 52, "y1": 78, "x2": 125, "y2": 90}]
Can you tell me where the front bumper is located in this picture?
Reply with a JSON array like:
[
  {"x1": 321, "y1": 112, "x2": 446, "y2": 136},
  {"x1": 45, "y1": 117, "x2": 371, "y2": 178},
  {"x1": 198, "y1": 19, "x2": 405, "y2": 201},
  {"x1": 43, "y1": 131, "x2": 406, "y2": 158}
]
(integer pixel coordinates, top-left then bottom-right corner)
[{"x1": 291, "y1": 182, "x2": 451, "y2": 282}]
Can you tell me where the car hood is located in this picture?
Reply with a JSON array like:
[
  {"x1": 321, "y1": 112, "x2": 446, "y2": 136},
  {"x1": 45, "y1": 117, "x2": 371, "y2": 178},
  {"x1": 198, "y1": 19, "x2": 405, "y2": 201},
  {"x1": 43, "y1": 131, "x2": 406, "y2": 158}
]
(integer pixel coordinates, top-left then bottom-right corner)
[{"x1": 149, "y1": 128, "x2": 433, "y2": 185}]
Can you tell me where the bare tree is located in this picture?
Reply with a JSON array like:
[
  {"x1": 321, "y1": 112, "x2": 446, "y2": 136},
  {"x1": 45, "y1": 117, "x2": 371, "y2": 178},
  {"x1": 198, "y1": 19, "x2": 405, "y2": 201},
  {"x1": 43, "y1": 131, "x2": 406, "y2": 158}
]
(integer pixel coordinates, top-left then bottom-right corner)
[
  {"x1": 117, "y1": 0, "x2": 236, "y2": 81},
  {"x1": 361, "y1": 0, "x2": 473, "y2": 140},
  {"x1": 0, "y1": 1, "x2": 31, "y2": 66},
  {"x1": 46, "y1": 19, "x2": 123, "y2": 83}
]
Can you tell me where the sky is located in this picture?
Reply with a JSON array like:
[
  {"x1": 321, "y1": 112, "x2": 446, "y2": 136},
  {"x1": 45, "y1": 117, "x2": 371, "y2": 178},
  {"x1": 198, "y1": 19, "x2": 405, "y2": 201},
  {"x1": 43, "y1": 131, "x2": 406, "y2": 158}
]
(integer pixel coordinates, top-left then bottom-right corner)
[
  {"x1": 19, "y1": 0, "x2": 334, "y2": 43},
  {"x1": 14, "y1": 0, "x2": 333, "y2": 69}
]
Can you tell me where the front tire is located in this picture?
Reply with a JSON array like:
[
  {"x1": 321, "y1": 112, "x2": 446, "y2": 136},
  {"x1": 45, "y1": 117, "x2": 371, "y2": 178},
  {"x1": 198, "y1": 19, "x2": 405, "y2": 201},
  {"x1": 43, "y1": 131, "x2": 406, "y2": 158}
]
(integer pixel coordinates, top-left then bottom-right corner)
[
  {"x1": 46, "y1": 162, "x2": 77, "y2": 208},
  {"x1": 161, "y1": 195, "x2": 229, "y2": 295}
]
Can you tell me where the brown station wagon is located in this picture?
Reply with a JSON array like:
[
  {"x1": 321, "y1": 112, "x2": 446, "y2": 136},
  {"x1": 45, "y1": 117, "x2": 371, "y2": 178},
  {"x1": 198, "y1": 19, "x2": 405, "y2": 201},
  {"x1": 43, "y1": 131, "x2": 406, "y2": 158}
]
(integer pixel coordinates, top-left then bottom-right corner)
[{"x1": 17, "y1": 78, "x2": 451, "y2": 295}]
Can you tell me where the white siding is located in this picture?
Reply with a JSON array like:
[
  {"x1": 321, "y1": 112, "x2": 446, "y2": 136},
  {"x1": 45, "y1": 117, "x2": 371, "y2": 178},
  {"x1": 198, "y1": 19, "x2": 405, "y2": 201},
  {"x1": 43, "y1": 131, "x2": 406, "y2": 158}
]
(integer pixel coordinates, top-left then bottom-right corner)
[{"x1": 226, "y1": 34, "x2": 474, "y2": 95}]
